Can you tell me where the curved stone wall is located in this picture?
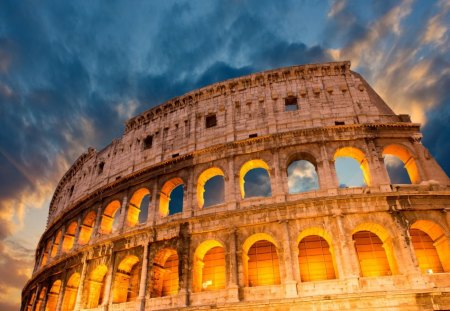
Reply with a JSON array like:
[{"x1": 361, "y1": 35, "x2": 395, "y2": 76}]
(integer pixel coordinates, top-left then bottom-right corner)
[{"x1": 23, "y1": 61, "x2": 450, "y2": 311}]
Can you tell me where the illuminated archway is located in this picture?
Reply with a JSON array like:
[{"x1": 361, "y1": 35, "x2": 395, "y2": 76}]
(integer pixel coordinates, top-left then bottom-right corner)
[
  {"x1": 84, "y1": 264, "x2": 108, "y2": 309},
  {"x1": 61, "y1": 273, "x2": 80, "y2": 311},
  {"x1": 62, "y1": 221, "x2": 77, "y2": 253},
  {"x1": 239, "y1": 160, "x2": 272, "y2": 199},
  {"x1": 78, "y1": 211, "x2": 96, "y2": 245},
  {"x1": 352, "y1": 223, "x2": 397, "y2": 277},
  {"x1": 334, "y1": 147, "x2": 371, "y2": 187},
  {"x1": 112, "y1": 255, "x2": 141, "y2": 303},
  {"x1": 193, "y1": 240, "x2": 226, "y2": 292},
  {"x1": 150, "y1": 249, "x2": 179, "y2": 297},
  {"x1": 34, "y1": 286, "x2": 46, "y2": 311},
  {"x1": 159, "y1": 178, "x2": 184, "y2": 217},
  {"x1": 287, "y1": 156, "x2": 319, "y2": 194},
  {"x1": 26, "y1": 291, "x2": 35, "y2": 311},
  {"x1": 44, "y1": 280, "x2": 61, "y2": 311},
  {"x1": 242, "y1": 233, "x2": 280, "y2": 287},
  {"x1": 197, "y1": 167, "x2": 225, "y2": 208},
  {"x1": 297, "y1": 228, "x2": 337, "y2": 281},
  {"x1": 383, "y1": 144, "x2": 420, "y2": 184},
  {"x1": 410, "y1": 220, "x2": 450, "y2": 273},
  {"x1": 41, "y1": 240, "x2": 52, "y2": 267},
  {"x1": 51, "y1": 230, "x2": 62, "y2": 257},
  {"x1": 100, "y1": 200, "x2": 121, "y2": 234},
  {"x1": 127, "y1": 188, "x2": 150, "y2": 227}
]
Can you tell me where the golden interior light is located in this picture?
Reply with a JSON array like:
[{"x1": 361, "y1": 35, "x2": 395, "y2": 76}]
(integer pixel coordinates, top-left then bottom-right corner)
[
  {"x1": 78, "y1": 211, "x2": 96, "y2": 245},
  {"x1": 34, "y1": 286, "x2": 46, "y2": 311},
  {"x1": 353, "y1": 231, "x2": 391, "y2": 277},
  {"x1": 27, "y1": 291, "x2": 35, "y2": 310},
  {"x1": 112, "y1": 255, "x2": 140, "y2": 303},
  {"x1": 159, "y1": 178, "x2": 183, "y2": 217},
  {"x1": 410, "y1": 228, "x2": 444, "y2": 273},
  {"x1": 41, "y1": 241, "x2": 52, "y2": 267},
  {"x1": 51, "y1": 230, "x2": 62, "y2": 257},
  {"x1": 62, "y1": 221, "x2": 77, "y2": 253},
  {"x1": 239, "y1": 159, "x2": 270, "y2": 199},
  {"x1": 61, "y1": 273, "x2": 80, "y2": 311},
  {"x1": 150, "y1": 249, "x2": 179, "y2": 298},
  {"x1": 246, "y1": 240, "x2": 280, "y2": 287},
  {"x1": 298, "y1": 235, "x2": 336, "y2": 282},
  {"x1": 197, "y1": 167, "x2": 224, "y2": 208},
  {"x1": 334, "y1": 147, "x2": 371, "y2": 186},
  {"x1": 383, "y1": 144, "x2": 420, "y2": 184},
  {"x1": 127, "y1": 188, "x2": 150, "y2": 227},
  {"x1": 84, "y1": 264, "x2": 107, "y2": 309},
  {"x1": 193, "y1": 240, "x2": 226, "y2": 292},
  {"x1": 45, "y1": 280, "x2": 61, "y2": 311},
  {"x1": 100, "y1": 200, "x2": 121, "y2": 234}
]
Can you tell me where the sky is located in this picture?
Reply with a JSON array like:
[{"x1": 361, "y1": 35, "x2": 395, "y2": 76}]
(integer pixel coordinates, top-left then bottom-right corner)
[{"x1": 0, "y1": 0, "x2": 449, "y2": 309}]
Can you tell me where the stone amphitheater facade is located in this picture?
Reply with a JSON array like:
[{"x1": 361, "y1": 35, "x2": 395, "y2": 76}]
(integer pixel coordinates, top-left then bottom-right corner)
[{"x1": 22, "y1": 61, "x2": 450, "y2": 311}]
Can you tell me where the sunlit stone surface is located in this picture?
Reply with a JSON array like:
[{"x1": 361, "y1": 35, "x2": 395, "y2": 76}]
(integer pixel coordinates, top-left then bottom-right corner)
[{"x1": 23, "y1": 61, "x2": 450, "y2": 311}]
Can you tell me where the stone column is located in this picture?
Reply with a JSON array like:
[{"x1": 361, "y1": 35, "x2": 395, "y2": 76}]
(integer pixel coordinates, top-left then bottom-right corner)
[
  {"x1": 93, "y1": 206, "x2": 103, "y2": 238},
  {"x1": 150, "y1": 182, "x2": 159, "y2": 225},
  {"x1": 55, "y1": 271, "x2": 68, "y2": 311},
  {"x1": 73, "y1": 253, "x2": 88, "y2": 311},
  {"x1": 366, "y1": 140, "x2": 391, "y2": 189},
  {"x1": 225, "y1": 229, "x2": 239, "y2": 302},
  {"x1": 333, "y1": 213, "x2": 359, "y2": 280},
  {"x1": 103, "y1": 254, "x2": 116, "y2": 308},
  {"x1": 56, "y1": 226, "x2": 67, "y2": 257},
  {"x1": 73, "y1": 215, "x2": 83, "y2": 248},
  {"x1": 271, "y1": 148, "x2": 286, "y2": 202},
  {"x1": 183, "y1": 169, "x2": 194, "y2": 218},
  {"x1": 138, "y1": 242, "x2": 150, "y2": 311},
  {"x1": 118, "y1": 194, "x2": 128, "y2": 233},
  {"x1": 319, "y1": 144, "x2": 339, "y2": 190},
  {"x1": 281, "y1": 221, "x2": 297, "y2": 297},
  {"x1": 30, "y1": 284, "x2": 41, "y2": 311},
  {"x1": 226, "y1": 157, "x2": 237, "y2": 210},
  {"x1": 39, "y1": 285, "x2": 50, "y2": 311}
]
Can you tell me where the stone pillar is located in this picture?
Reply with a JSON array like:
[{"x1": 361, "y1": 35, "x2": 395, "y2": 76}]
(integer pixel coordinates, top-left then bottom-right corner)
[
  {"x1": 319, "y1": 144, "x2": 339, "y2": 190},
  {"x1": 103, "y1": 254, "x2": 116, "y2": 308},
  {"x1": 55, "y1": 271, "x2": 68, "y2": 311},
  {"x1": 56, "y1": 226, "x2": 66, "y2": 257},
  {"x1": 150, "y1": 182, "x2": 159, "y2": 225},
  {"x1": 118, "y1": 194, "x2": 128, "y2": 233},
  {"x1": 30, "y1": 284, "x2": 41, "y2": 311},
  {"x1": 271, "y1": 148, "x2": 286, "y2": 202},
  {"x1": 93, "y1": 206, "x2": 103, "y2": 238},
  {"x1": 183, "y1": 169, "x2": 194, "y2": 218},
  {"x1": 334, "y1": 213, "x2": 359, "y2": 279},
  {"x1": 366, "y1": 140, "x2": 391, "y2": 189},
  {"x1": 138, "y1": 242, "x2": 150, "y2": 311},
  {"x1": 226, "y1": 157, "x2": 237, "y2": 210},
  {"x1": 281, "y1": 221, "x2": 297, "y2": 297},
  {"x1": 226, "y1": 229, "x2": 239, "y2": 302},
  {"x1": 39, "y1": 286, "x2": 50, "y2": 311},
  {"x1": 73, "y1": 254, "x2": 88, "y2": 311},
  {"x1": 73, "y1": 215, "x2": 83, "y2": 248}
]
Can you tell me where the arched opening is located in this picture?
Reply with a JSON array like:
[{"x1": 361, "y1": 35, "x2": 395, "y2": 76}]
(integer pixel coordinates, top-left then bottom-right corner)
[
  {"x1": 240, "y1": 160, "x2": 272, "y2": 199},
  {"x1": 112, "y1": 255, "x2": 141, "y2": 303},
  {"x1": 159, "y1": 178, "x2": 184, "y2": 217},
  {"x1": 100, "y1": 200, "x2": 121, "y2": 234},
  {"x1": 287, "y1": 157, "x2": 319, "y2": 194},
  {"x1": 353, "y1": 231, "x2": 392, "y2": 277},
  {"x1": 62, "y1": 221, "x2": 77, "y2": 253},
  {"x1": 193, "y1": 240, "x2": 226, "y2": 292},
  {"x1": 35, "y1": 286, "x2": 46, "y2": 311},
  {"x1": 243, "y1": 233, "x2": 280, "y2": 287},
  {"x1": 44, "y1": 280, "x2": 61, "y2": 311},
  {"x1": 51, "y1": 230, "x2": 62, "y2": 257},
  {"x1": 410, "y1": 220, "x2": 450, "y2": 273},
  {"x1": 197, "y1": 168, "x2": 225, "y2": 208},
  {"x1": 150, "y1": 249, "x2": 179, "y2": 297},
  {"x1": 84, "y1": 264, "x2": 108, "y2": 309},
  {"x1": 26, "y1": 291, "x2": 35, "y2": 311},
  {"x1": 41, "y1": 240, "x2": 52, "y2": 267},
  {"x1": 334, "y1": 147, "x2": 370, "y2": 187},
  {"x1": 127, "y1": 188, "x2": 151, "y2": 227},
  {"x1": 298, "y1": 235, "x2": 336, "y2": 281},
  {"x1": 78, "y1": 211, "x2": 96, "y2": 245},
  {"x1": 61, "y1": 273, "x2": 80, "y2": 311},
  {"x1": 383, "y1": 144, "x2": 419, "y2": 184}
]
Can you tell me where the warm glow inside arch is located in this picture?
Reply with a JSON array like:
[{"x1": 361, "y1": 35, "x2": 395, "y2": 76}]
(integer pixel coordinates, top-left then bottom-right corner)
[
  {"x1": 45, "y1": 280, "x2": 61, "y2": 311},
  {"x1": 239, "y1": 159, "x2": 271, "y2": 199},
  {"x1": 34, "y1": 286, "x2": 46, "y2": 311},
  {"x1": 41, "y1": 240, "x2": 52, "y2": 267},
  {"x1": 334, "y1": 147, "x2": 371, "y2": 186},
  {"x1": 127, "y1": 188, "x2": 150, "y2": 227},
  {"x1": 197, "y1": 167, "x2": 225, "y2": 208},
  {"x1": 193, "y1": 240, "x2": 226, "y2": 292},
  {"x1": 78, "y1": 211, "x2": 96, "y2": 245},
  {"x1": 159, "y1": 178, "x2": 184, "y2": 217},
  {"x1": 84, "y1": 264, "x2": 108, "y2": 309},
  {"x1": 51, "y1": 230, "x2": 62, "y2": 257},
  {"x1": 410, "y1": 220, "x2": 450, "y2": 273},
  {"x1": 151, "y1": 249, "x2": 179, "y2": 297},
  {"x1": 61, "y1": 272, "x2": 80, "y2": 311},
  {"x1": 100, "y1": 200, "x2": 121, "y2": 234},
  {"x1": 383, "y1": 144, "x2": 420, "y2": 184},
  {"x1": 62, "y1": 221, "x2": 77, "y2": 253},
  {"x1": 112, "y1": 255, "x2": 141, "y2": 303}
]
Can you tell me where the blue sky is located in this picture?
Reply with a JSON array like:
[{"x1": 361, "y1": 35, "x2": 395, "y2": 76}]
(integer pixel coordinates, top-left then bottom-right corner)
[{"x1": 0, "y1": 1, "x2": 449, "y2": 309}]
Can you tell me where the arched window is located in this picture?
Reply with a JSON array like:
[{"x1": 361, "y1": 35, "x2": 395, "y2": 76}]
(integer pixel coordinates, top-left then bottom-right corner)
[
  {"x1": 62, "y1": 221, "x2": 77, "y2": 253},
  {"x1": 197, "y1": 168, "x2": 225, "y2": 208},
  {"x1": 334, "y1": 147, "x2": 370, "y2": 187},
  {"x1": 112, "y1": 256, "x2": 141, "y2": 303},
  {"x1": 44, "y1": 280, "x2": 61, "y2": 311},
  {"x1": 298, "y1": 235, "x2": 336, "y2": 281},
  {"x1": 34, "y1": 286, "x2": 46, "y2": 311},
  {"x1": 193, "y1": 240, "x2": 226, "y2": 292},
  {"x1": 26, "y1": 291, "x2": 35, "y2": 311},
  {"x1": 41, "y1": 240, "x2": 52, "y2": 267},
  {"x1": 159, "y1": 178, "x2": 184, "y2": 217},
  {"x1": 240, "y1": 160, "x2": 272, "y2": 199},
  {"x1": 353, "y1": 231, "x2": 391, "y2": 277},
  {"x1": 127, "y1": 188, "x2": 150, "y2": 227},
  {"x1": 287, "y1": 157, "x2": 319, "y2": 194},
  {"x1": 383, "y1": 144, "x2": 419, "y2": 184},
  {"x1": 150, "y1": 249, "x2": 179, "y2": 297},
  {"x1": 61, "y1": 273, "x2": 80, "y2": 311},
  {"x1": 410, "y1": 220, "x2": 450, "y2": 273},
  {"x1": 100, "y1": 200, "x2": 121, "y2": 234},
  {"x1": 51, "y1": 230, "x2": 62, "y2": 257},
  {"x1": 78, "y1": 211, "x2": 96, "y2": 245},
  {"x1": 84, "y1": 265, "x2": 107, "y2": 309}
]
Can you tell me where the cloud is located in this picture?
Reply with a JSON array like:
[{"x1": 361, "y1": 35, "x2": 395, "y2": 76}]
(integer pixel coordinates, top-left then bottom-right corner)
[{"x1": 287, "y1": 160, "x2": 319, "y2": 193}]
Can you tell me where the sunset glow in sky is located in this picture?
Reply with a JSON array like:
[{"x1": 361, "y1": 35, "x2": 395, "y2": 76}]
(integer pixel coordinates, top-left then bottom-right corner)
[{"x1": 1, "y1": 1, "x2": 450, "y2": 309}]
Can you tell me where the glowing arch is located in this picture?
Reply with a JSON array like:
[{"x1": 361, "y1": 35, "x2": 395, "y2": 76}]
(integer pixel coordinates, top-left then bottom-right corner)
[
  {"x1": 100, "y1": 200, "x2": 121, "y2": 234},
  {"x1": 127, "y1": 188, "x2": 150, "y2": 227},
  {"x1": 239, "y1": 159, "x2": 271, "y2": 199},
  {"x1": 383, "y1": 144, "x2": 420, "y2": 184},
  {"x1": 113, "y1": 255, "x2": 141, "y2": 303},
  {"x1": 334, "y1": 147, "x2": 371, "y2": 186},
  {"x1": 197, "y1": 167, "x2": 225, "y2": 208},
  {"x1": 78, "y1": 211, "x2": 96, "y2": 245},
  {"x1": 61, "y1": 273, "x2": 80, "y2": 311},
  {"x1": 62, "y1": 221, "x2": 77, "y2": 253},
  {"x1": 193, "y1": 240, "x2": 226, "y2": 292},
  {"x1": 84, "y1": 264, "x2": 108, "y2": 308},
  {"x1": 159, "y1": 178, "x2": 184, "y2": 217},
  {"x1": 45, "y1": 280, "x2": 61, "y2": 311},
  {"x1": 51, "y1": 230, "x2": 62, "y2": 257},
  {"x1": 151, "y1": 249, "x2": 179, "y2": 297}
]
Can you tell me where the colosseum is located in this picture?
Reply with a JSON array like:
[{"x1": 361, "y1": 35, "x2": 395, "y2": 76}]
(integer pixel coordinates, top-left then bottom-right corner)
[{"x1": 22, "y1": 61, "x2": 450, "y2": 311}]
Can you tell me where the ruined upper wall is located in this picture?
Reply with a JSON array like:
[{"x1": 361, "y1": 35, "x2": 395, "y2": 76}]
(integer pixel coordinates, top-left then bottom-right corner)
[{"x1": 46, "y1": 61, "x2": 409, "y2": 225}]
